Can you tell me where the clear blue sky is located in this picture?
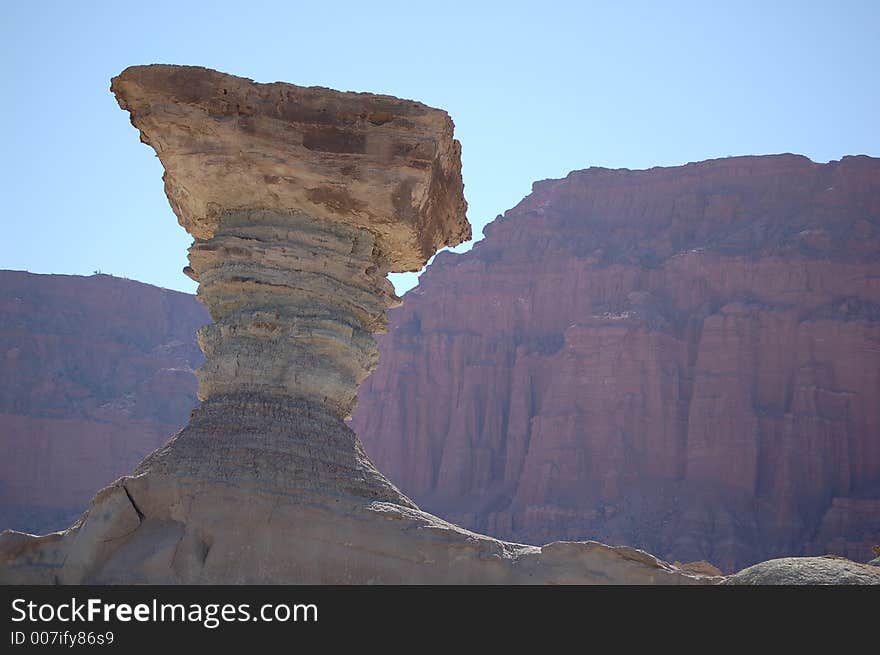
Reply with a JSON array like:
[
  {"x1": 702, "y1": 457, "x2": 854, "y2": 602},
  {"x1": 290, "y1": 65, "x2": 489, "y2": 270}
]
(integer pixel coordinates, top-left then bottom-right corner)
[{"x1": 2, "y1": 0, "x2": 878, "y2": 295}]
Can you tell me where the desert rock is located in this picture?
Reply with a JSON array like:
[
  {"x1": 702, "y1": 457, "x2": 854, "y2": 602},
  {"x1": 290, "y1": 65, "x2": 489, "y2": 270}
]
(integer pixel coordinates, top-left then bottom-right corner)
[
  {"x1": 723, "y1": 556, "x2": 880, "y2": 585},
  {"x1": 0, "y1": 65, "x2": 714, "y2": 584}
]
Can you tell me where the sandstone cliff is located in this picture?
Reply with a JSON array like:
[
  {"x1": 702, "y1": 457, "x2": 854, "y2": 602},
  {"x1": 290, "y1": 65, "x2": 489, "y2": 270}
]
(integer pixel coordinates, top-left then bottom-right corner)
[
  {"x1": 352, "y1": 154, "x2": 880, "y2": 572},
  {"x1": 0, "y1": 271, "x2": 207, "y2": 534}
]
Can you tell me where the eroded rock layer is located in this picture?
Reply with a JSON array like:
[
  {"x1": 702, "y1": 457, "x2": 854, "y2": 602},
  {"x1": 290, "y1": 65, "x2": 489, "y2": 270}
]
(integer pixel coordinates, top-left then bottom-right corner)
[
  {"x1": 190, "y1": 210, "x2": 398, "y2": 418},
  {"x1": 0, "y1": 65, "x2": 716, "y2": 584},
  {"x1": 353, "y1": 154, "x2": 880, "y2": 572}
]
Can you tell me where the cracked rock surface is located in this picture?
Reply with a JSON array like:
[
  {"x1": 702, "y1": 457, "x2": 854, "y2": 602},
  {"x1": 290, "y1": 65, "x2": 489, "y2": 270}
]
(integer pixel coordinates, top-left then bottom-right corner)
[{"x1": 0, "y1": 65, "x2": 719, "y2": 584}]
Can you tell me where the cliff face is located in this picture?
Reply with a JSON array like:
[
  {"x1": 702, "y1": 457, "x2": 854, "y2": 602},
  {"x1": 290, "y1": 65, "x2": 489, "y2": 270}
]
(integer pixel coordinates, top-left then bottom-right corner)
[
  {"x1": 352, "y1": 154, "x2": 880, "y2": 572},
  {"x1": 3, "y1": 152, "x2": 878, "y2": 580},
  {"x1": 0, "y1": 271, "x2": 207, "y2": 534}
]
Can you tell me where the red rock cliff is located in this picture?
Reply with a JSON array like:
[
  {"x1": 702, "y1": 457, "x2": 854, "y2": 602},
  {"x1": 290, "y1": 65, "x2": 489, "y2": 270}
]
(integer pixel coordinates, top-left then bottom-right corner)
[
  {"x1": 352, "y1": 154, "x2": 880, "y2": 572},
  {"x1": 0, "y1": 271, "x2": 207, "y2": 534}
]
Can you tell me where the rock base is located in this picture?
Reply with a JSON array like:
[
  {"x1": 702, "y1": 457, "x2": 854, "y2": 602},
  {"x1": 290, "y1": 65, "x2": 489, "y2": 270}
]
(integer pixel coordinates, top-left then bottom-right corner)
[{"x1": 0, "y1": 396, "x2": 717, "y2": 585}]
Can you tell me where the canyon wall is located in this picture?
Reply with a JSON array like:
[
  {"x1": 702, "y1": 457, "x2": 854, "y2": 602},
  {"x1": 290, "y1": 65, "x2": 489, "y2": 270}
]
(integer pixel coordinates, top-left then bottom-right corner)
[
  {"x1": 0, "y1": 271, "x2": 207, "y2": 534},
  {"x1": 352, "y1": 154, "x2": 880, "y2": 572},
  {"x1": 3, "y1": 153, "x2": 878, "y2": 577}
]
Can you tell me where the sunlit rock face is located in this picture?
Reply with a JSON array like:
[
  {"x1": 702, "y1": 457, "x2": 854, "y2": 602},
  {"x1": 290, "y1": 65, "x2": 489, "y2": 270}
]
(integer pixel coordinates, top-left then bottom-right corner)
[
  {"x1": 110, "y1": 64, "x2": 470, "y2": 272},
  {"x1": 353, "y1": 154, "x2": 880, "y2": 573},
  {"x1": 0, "y1": 65, "x2": 716, "y2": 585}
]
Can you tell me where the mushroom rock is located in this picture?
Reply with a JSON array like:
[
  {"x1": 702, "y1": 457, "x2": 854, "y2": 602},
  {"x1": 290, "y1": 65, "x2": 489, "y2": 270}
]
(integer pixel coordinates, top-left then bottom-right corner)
[{"x1": 0, "y1": 65, "x2": 715, "y2": 584}]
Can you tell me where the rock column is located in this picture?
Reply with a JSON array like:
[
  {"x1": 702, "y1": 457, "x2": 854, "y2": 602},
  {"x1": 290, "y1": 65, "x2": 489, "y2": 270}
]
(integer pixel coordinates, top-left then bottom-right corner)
[{"x1": 190, "y1": 210, "x2": 397, "y2": 418}]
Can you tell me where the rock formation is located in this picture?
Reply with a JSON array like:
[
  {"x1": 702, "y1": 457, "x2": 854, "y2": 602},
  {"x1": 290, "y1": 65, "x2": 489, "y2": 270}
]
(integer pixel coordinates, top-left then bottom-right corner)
[
  {"x1": 0, "y1": 271, "x2": 206, "y2": 534},
  {"x1": 352, "y1": 154, "x2": 880, "y2": 572},
  {"x1": 724, "y1": 556, "x2": 880, "y2": 585},
  {"x1": 0, "y1": 65, "x2": 716, "y2": 584}
]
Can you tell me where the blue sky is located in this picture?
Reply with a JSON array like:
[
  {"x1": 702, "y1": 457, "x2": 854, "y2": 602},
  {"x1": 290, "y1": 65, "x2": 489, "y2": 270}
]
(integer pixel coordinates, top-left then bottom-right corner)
[{"x1": 2, "y1": 0, "x2": 878, "y2": 295}]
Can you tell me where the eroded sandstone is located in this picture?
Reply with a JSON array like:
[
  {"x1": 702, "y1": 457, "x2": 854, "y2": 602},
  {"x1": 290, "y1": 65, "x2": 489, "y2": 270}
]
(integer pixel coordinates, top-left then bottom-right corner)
[{"x1": 0, "y1": 65, "x2": 717, "y2": 584}]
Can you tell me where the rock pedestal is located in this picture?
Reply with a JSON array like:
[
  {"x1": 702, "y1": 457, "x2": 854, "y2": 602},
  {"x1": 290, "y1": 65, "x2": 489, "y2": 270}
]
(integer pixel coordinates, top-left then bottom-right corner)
[
  {"x1": 156, "y1": 209, "x2": 414, "y2": 507},
  {"x1": 108, "y1": 63, "x2": 472, "y2": 509},
  {"x1": 0, "y1": 65, "x2": 717, "y2": 584},
  {"x1": 191, "y1": 211, "x2": 397, "y2": 418}
]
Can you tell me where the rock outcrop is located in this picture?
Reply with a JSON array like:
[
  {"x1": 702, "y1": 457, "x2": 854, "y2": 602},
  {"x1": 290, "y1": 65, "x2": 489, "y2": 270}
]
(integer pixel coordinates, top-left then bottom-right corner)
[
  {"x1": 724, "y1": 556, "x2": 880, "y2": 585},
  {"x1": 352, "y1": 154, "x2": 880, "y2": 573},
  {"x1": 0, "y1": 271, "x2": 206, "y2": 534},
  {"x1": 0, "y1": 65, "x2": 715, "y2": 584}
]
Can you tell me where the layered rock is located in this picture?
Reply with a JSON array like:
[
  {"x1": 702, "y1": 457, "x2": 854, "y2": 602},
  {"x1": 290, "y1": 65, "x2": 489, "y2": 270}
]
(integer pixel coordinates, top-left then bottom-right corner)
[
  {"x1": 352, "y1": 154, "x2": 880, "y2": 572},
  {"x1": 0, "y1": 65, "x2": 714, "y2": 584},
  {"x1": 0, "y1": 270, "x2": 206, "y2": 534}
]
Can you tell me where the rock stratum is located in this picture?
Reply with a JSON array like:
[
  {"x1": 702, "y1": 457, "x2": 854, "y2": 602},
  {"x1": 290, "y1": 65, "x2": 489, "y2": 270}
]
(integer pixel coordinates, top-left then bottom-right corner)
[
  {"x1": 0, "y1": 64, "x2": 716, "y2": 584},
  {"x1": 0, "y1": 271, "x2": 207, "y2": 534},
  {"x1": 352, "y1": 153, "x2": 880, "y2": 573}
]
